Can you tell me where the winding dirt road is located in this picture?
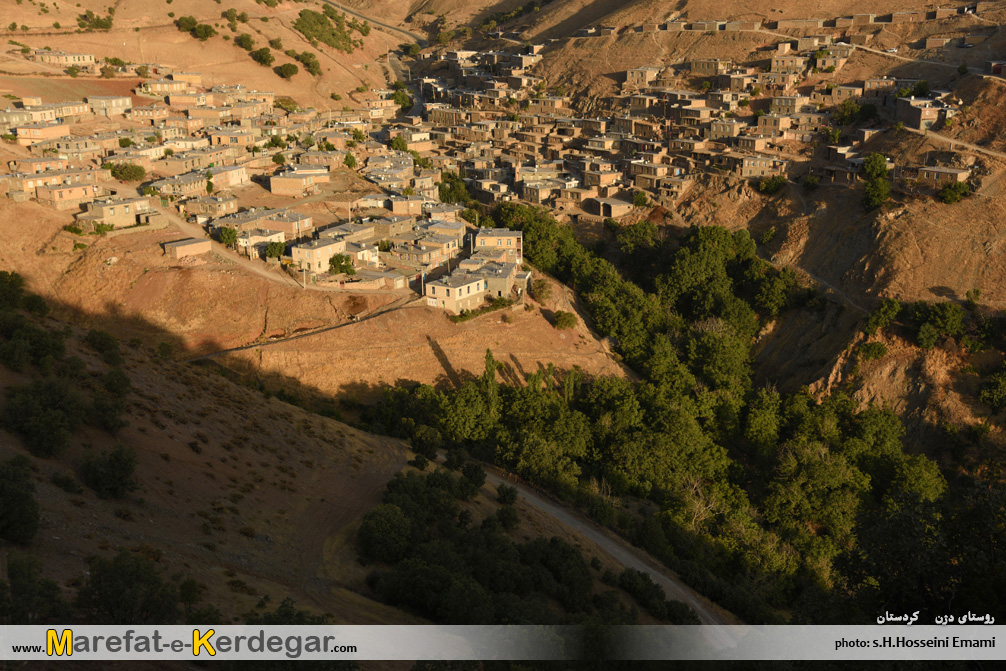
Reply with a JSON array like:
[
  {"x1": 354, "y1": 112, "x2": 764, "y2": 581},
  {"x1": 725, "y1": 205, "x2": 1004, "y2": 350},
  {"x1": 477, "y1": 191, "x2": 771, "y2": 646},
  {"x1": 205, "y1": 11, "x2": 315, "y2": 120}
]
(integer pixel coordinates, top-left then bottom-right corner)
[{"x1": 481, "y1": 467, "x2": 740, "y2": 629}]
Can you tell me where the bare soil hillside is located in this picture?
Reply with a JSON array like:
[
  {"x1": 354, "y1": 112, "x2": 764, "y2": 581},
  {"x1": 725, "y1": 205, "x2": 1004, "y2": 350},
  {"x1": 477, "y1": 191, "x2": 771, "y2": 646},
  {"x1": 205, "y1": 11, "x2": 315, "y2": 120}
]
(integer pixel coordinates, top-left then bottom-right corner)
[
  {"x1": 0, "y1": 320, "x2": 417, "y2": 625},
  {"x1": 0, "y1": 0, "x2": 401, "y2": 105},
  {"x1": 222, "y1": 289, "x2": 633, "y2": 402},
  {"x1": 0, "y1": 198, "x2": 399, "y2": 354}
]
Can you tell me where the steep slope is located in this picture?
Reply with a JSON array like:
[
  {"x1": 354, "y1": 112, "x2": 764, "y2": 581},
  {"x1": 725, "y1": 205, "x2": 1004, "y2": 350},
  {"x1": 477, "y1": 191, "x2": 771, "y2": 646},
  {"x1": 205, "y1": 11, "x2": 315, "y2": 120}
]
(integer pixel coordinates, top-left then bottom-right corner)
[{"x1": 0, "y1": 314, "x2": 415, "y2": 624}]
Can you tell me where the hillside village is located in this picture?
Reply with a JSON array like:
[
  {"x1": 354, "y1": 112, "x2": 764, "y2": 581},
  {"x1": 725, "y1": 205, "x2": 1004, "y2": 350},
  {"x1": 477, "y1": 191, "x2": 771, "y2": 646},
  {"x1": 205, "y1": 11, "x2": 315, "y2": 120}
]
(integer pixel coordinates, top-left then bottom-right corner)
[
  {"x1": 6, "y1": 0, "x2": 1006, "y2": 653},
  {"x1": 0, "y1": 0, "x2": 1002, "y2": 320}
]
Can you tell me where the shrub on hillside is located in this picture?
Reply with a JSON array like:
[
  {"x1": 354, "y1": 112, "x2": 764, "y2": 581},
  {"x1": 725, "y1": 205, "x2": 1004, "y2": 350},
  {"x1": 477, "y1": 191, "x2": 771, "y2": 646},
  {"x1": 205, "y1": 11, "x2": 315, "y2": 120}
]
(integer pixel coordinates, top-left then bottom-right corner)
[
  {"x1": 757, "y1": 175, "x2": 787, "y2": 195},
  {"x1": 4, "y1": 379, "x2": 87, "y2": 457},
  {"x1": 937, "y1": 181, "x2": 970, "y2": 204},
  {"x1": 553, "y1": 311, "x2": 577, "y2": 330},
  {"x1": 80, "y1": 445, "x2": 138, "y2": 499},
  {"x1": 0, "y1": 455, "x2": 39, "y2": 545},
  {"x1": 75, "y1": 550, "x2": 179, "y2": 624},
  {"x1": 84, "y1": 329, "x2": 122, "y2": 365}
]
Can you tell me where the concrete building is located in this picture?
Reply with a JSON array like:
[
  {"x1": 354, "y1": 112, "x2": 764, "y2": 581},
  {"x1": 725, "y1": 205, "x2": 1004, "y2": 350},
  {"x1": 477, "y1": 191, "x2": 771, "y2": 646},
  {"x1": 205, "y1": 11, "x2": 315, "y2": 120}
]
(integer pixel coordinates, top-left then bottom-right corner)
[
  {"x1": 291, "y1": 238, "x2": 346, "y2": 273},
  {"x1": 164, "y1": 238, "x2": 212, "y2": 259},
  {"x1": 474, "y1": 228, "x2": 522, "y2": 264},
  {"x1": 425, "y1": 273, "x2": 488, "y2": 313}
]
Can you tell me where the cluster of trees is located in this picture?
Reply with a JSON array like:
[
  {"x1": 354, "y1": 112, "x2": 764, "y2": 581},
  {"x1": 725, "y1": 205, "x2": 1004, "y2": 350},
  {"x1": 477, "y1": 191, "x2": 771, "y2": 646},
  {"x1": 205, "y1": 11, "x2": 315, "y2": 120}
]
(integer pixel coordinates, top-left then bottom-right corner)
[
  {"x1": 359, "y1": 466, "x2": 697, "y2": 625},
  {"x1": 1, "y1": 544, "x2": 330, "y2": 632},
  {"x1": 757, "y1": 175, "x2": 787, "y2": 195},
  {"x1": 175, "y1": 16, "x2": 216, "y2": 41},
  {"x1": 286, "y1": 49, "x2": 321, "y2": 76},
  {"x1": 356, "y1": 203, "x2": 985, "y2": 623},
  {"x1": 832, "y1": 98, "x2": 878, "y2": 127},
  {"x1": 0, "y1": 274, "x2": 133, "y2": 460},
  {"x1": 292, "y1": 8, "x2": 368, "y2": 54},
  {"x1": 77, "y1": 9, "x2": 113, "y2": 30},
  {"x1": 477, "y1": 0, "x2": 556, "y2": 32}
]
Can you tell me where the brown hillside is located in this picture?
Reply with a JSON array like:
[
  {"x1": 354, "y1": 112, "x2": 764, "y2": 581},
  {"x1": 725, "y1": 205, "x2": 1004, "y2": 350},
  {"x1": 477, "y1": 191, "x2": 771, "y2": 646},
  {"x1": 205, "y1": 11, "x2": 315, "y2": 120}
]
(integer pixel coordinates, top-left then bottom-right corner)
[
  {"x1": 0, "y1": 318, "x2": 417, "y2": 626},
  {"x1": 0, "y1": 0, "x2": 402, "y2": 106},
  {"x1": 221, "y1": 286, "x2": 633, "y2": 402}
]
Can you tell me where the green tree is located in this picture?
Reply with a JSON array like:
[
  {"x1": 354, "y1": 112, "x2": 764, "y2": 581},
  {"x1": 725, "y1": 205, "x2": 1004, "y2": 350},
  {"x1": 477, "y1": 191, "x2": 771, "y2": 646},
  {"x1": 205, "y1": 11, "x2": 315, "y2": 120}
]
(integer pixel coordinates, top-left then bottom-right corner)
[
  {"x1": 328, "y1": 254, "x2": 356, "y2": 275},
  {"x1": 863, "y1": 298, "x2": 901, "y2": 335},
  {"x1": 278, "y1": 62, "x2": 299, "y2": 78},
  {"x1": 862, "y1": 153, "x2": 889, "y2": 182},
  {"x1": 917, "y1": 322, "x2": 939, "y2": 349},
  {"x1": 863, "y1": 175, "x2": 890, "y2": 210},
  {"x1": 980, "y1": 371, "x2": 1006, "y2": 411},
  {"x1": 632, "y1": 191, "x2": 649, "y2": 207},
  {"x1": 110, "y1": 163, "x2": 146, "y2": 181},
  {"x1": 937, "y1": 181, "x2": 970, "y2": 204},
  {"x1": 343, "y1": 152, "x2": 357, "y2": 169},
  {"x1": 272, "y1": 152, "x2": 286, "y2": 165},
  {"x1": 76, "y1": 550, "x2": 180, "y2": 624},
  {"x1": 553, "y1": 311, "x2": 577, "y2": 330},
  {"x1": 193, "y1": 24, "x2": 216, "y2": 40},
  {"x1": 0, "y1": 456, "x2": 39, "y2": 545},
  {"x1": 264, "y1": 241, "x2": 285, "y2": 259},
  {"x1": 357, "y1": 504, "x2": 411, "y2": 563},
  {"x1": 833, "y1": 97, "x2": 861, "y2": 126},
  {"x1": 390, "y1": 135, "x2": 409, "y2": 152},
  {"x1": 217, "y1": 227, "x2": 238, "y2": 246},
  {"x1": 250, "y1": 47, "x2": 274, "y2": 66},
  {"x1": 234, "y1": 33, "x2": 254, "y2": 50}
]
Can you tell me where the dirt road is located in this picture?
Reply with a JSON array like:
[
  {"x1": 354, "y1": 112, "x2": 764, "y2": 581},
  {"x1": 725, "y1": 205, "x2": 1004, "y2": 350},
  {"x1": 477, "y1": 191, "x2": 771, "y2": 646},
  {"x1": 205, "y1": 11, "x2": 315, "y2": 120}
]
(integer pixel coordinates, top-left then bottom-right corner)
[
  {"x1": 152, "y1": 203, "x2": 303, "y2": 288},
  {"x1": 188, "y1": 292, "x2": 419, "y2": 361},
  {"x1": 481, "y1": 468, "x2": 739, "y2": 629},
  {"x1": 316, "y1": 0, "x2": 426, "y2": 46}
]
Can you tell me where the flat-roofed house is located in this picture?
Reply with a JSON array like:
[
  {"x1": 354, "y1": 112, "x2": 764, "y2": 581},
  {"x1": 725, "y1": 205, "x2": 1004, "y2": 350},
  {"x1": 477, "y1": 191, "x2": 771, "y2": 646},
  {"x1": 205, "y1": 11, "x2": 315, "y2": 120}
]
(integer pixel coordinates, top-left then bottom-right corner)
[
  {"x1": 15, "y1": 122, "x2": 69, "y2": 146},
  {"x1": 474, "y1": 228, "x2": 522, "y2": 263},
  {"x1": 86, "y1": 96, "x2": 133, "y2": 117},
  {"x1": 164, "y1": 237, "x2": 211, "y2": 259},
  {"x1": 291, "y1": 238, "x2": 347, "y2": 273},
  {"x1": 269, "y1": 166, "x2": 330, "y2": 196},
  {"x1": 425, "y1": 273, "x2": 487, "y2": 313}
]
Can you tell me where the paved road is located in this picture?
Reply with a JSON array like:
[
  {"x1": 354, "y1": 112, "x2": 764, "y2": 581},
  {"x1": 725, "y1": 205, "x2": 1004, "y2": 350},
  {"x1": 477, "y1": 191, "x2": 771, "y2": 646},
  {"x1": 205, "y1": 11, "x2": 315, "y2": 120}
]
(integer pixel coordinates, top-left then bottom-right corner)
[{"x1": 480, "y1": 467, "x2": 740, "y2": 632}]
